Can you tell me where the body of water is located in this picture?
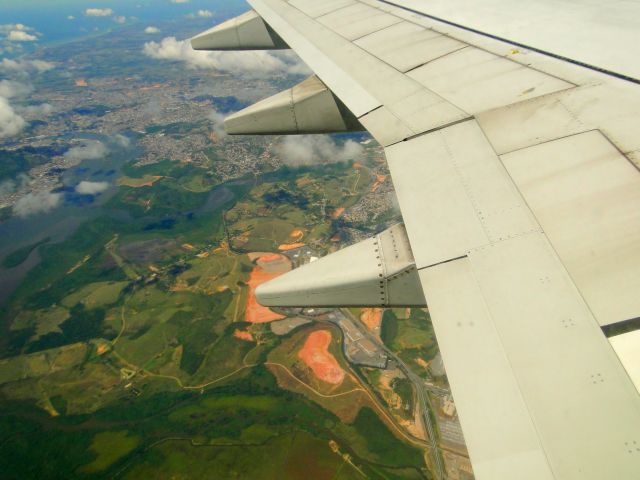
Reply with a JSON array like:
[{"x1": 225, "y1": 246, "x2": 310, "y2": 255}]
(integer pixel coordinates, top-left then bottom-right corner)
[{"x1": 0, "y1": 134, "x2": 137, "y2": 303}]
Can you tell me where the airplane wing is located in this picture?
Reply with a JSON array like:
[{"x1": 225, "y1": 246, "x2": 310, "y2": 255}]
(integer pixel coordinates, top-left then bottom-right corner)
[{"x1": 191, "y1": 1, "x2": 640, "y2": 478}]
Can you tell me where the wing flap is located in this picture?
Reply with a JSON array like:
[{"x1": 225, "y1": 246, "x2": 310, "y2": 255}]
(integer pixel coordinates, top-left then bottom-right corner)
[
  {"x1": 459, "y1": 232, "x2": 640, "y2": 479},
  {"x1": 420, "y1": 257, "x2": 555, "y2": 480},
  {"x1": 421, "y1": 232, "x2": 640, "y2": 479}
]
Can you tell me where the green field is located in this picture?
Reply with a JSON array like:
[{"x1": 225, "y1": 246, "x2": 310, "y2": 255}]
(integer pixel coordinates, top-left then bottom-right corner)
[
  {"x1": 226, "y1": 161, "x2": 375, "y2": 254},
  {"x1": 80, "y1": 431, "x2": 141, "y2": 473},
  {"x1": 0, "y1": 367, "x2": 426, "y2": 479},
  {"x1": 382, "y1": 309, "x2": 438, "y2": 378},
  {"x1": 0, "y1": 149, "x2": 427, "y2": 478}
]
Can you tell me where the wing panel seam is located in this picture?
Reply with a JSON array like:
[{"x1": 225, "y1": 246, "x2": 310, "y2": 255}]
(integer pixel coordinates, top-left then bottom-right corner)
[{"x1": 463, "y1": 234, "x2": 560, "y2": 479}]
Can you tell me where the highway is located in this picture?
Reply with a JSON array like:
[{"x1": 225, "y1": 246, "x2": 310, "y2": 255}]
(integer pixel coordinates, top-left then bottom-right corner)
[{"x1": 341, "y1": 309, "x2": 446, "y2": 480}]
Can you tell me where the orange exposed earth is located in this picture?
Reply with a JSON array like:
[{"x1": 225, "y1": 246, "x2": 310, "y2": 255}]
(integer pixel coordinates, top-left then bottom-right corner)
[
  {"x1": 245, "y1": 253, "x2": 291, "y2": 323},
  {"x1": 332, "y1": 207, "x2": 345, "y2": 219},
  {"x1": 75, "y1": 79, "x2": 88, "y2": 87},
  {"x1": 289, "y1": 229, "x2": 304, "y2": 241},
  {"x1": 296, "y1": 177, "x2": 312, "y2": 187},
  {"x1": 415, "y1": 357, "x2": 430, "y2": 369},
  {"x1": 139, "y1": 83, "x2": 163, "y2": 91},
  {"x1": 352, "y1": 162, "x2": 364, "y2": 169},
  {"x1": 278, "y1": 229, "x2": 305, "y2": 251},
  {"x1": 278, "y1": 242, "x2": 305, "y2": 251},
  {"x1": 117, "y1": 175, "x2": 162, "y2": 188},
  {"x1": 233, "y1": 329, "x2": 254, "y2": 342},
  {"x1": 370, "y1": 174, "x2": 387, "y2": 193},
  {"x1": 298, "y1": 330, "x2": 345, "y2": 385},
  {"x1": 360, "y1": 308, "x2": 383, "y2": 332}
]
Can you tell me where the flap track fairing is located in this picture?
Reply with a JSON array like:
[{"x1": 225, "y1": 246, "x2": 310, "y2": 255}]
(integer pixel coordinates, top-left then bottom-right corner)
[
  {"x1": 190, "y1": 10, "x2": 288, "y2": 51},
  {"x1": 256, "y1": 224, "x2": 426, "y2": 308},
  {"x1": 224, "y1": 75, "x2": 364, "y2": 135}
]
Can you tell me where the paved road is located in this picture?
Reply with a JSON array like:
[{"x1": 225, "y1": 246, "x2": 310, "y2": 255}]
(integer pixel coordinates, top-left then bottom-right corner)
[{"x1": 341, "y1": 309, "x2": 445, "y2": 480}]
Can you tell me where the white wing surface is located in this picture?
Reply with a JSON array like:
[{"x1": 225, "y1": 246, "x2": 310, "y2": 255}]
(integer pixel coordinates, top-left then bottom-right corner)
[{"x1": 193, "y1": 1, "x2": 640, "y2": 478}]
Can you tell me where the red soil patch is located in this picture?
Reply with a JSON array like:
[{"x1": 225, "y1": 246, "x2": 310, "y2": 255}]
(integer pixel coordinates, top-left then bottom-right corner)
[
  {"x1": 360, "y1": 308, "x2": 383, "y2": 332},
  {"x1": 331, "y1": 207, "x2": 345, "y2": 219},
  {"x1": 352, "y1": 162, "x2": 364, "y2": 169},
  {"x1": 245, "y1": 253, "x2": 291, "y2": 324},
  {"x1": 298, "y1": 330, "x2": 345, "y2": 385},
  {"x1": 370, "y1": 174, "x2": 387, "y2": 193},
  {"x1": 233, "y1": 329, "x2": 254, "y2": 342},
  {"x1": 278, "y1": 242, "x2": 306, "y2": 251},
  {"x1": 139, "y1": 83, "x2": 162, "y2": 91},
  {"x1": 296, "y1": 177, "x2": 312, "y2": 187},
  {"x1": 415, "y1": 357, "x2": 430, "y2": 369},
  {"x1": 289, "y1": 229, "x2": 304, "y2": 241},
  {"x1": 247, "y1": 252, "x2": 269, "y2": 262},
  {"x1": 258, "y1": 253, "x2": 283, "y2": 263}
]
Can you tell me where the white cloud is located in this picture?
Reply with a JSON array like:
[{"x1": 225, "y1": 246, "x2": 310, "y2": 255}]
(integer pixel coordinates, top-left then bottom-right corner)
[
  {"x1": 67, "y1": 15, "x2": 76, "y2": 20},
  {"x1": 276, "y1": 50, "x2": 311, "y2": 76},
  {"x1": 13, "y1": 191, "x2": 62, "y2": 217},
  {"x1": 19, "y1": 103, "x2": 54, "y2": 116},
  {"x1": 0, "y1": 23, "x2": 34, "y2": 34},
  {"x1": 275, "y1": 136, "x2": 364, "y2": 166},
  {"x1": 171, "y1": 0, "x2": 190, "y2": 3},
  {"x1": 208, "y1": 109, "x2": 228, "y2": 139},
  {"x1": 0, "y1": 55, "x2": 55, "y2": 138},
  {"x1": 30, "y1": 59, "x2": 54, "y2": 72},
  {"x1": 114, "y1": 133, "x2": 130, "y2": 147},
  {"x1": 64, "y1": 140, "x2": 109, "y2": 163},
  {"x1": 0, "y1": 96, "x2": 26, "y2": 138},
  {"x1": 143, "y1": 36, "x2": 306, "y2": 75},
  {"x1": 197, "y1": 9, "x2": 214, "y2": 17},
  {"x1": 85, "y1": 8, "x2": 114, "y2": 17},
  {"x1": 8, "y1": 31, "x2": 37, "y2": 42},
  {"x1": 0, "y1": 180, "x2": 15, "y2": 196},
  {"x1": 144, "y1": 26, "x2": 160, "y2": 34},
  {"x1": 113, "y1": 16, "x2": 127, "y2": 24},
  {"x1": 76, "y1": 181, "x2": 110, "y2": 195},
  {"x1": 0, "y1": 80, "x2": 32, "y2": 99},
  {"x1": 143, "y1": 99, "x2": 162, "y2": 118},
  {"x1": 1, "y1": 58, "x2": 54, "y2": 73},
  {"x1": 0, "y1": 174, "x2": 29, "y2": 196}
]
